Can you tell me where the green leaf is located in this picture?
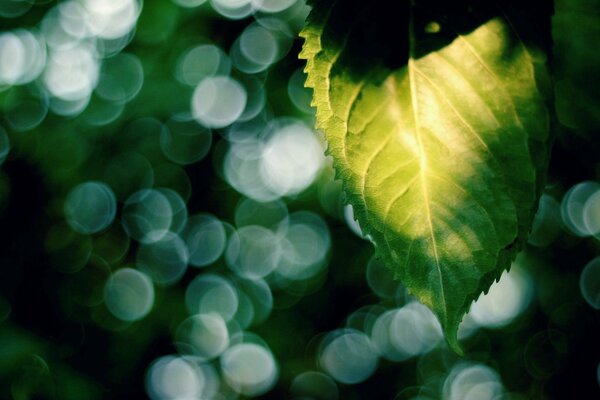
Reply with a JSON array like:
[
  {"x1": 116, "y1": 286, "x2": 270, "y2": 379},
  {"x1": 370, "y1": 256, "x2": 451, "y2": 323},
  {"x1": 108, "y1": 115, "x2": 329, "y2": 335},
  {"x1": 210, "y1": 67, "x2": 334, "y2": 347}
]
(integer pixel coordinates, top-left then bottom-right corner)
[{"x1": 300, "y1": 0, "x2": 552, "y2": 353}]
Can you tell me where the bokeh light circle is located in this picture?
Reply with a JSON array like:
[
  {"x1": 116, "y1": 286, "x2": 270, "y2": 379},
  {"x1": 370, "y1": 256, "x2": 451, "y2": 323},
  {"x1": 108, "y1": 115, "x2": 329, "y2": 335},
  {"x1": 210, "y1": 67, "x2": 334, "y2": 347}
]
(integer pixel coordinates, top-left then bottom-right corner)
[
  {"x1": 319, "y1": 329, "x2": 378, "y2": 384},
  {"x1": 561, "y1": 181, "x2": 600, "y2": 236},
  {"x1": 186, "y1": 274, "x2": 239, "y2": 321},
  {"x1": 175, "y1": 313, "x2": 230, "y2": 361},
  {"x1": 104, "y1": 268, "x2": 154, "y2": 321},
  {"x1": 177, "y1": 44, "x2": 231, "y2": 87},
  {"x1": 137, "y1": 232, "x2": 189, "y2": 285},
  {"x1": 146, "y1": 356, "x2": 207, "y2": 399},
  {"x1": 260, "y1": 121, "x2": 325, "y2": 197},
  {"x1": 64, "y1": 181, "x2": 116, "y2": 234},
  {"x1": 220, "y1": 342, "x2": 278, "y2": 396},
  {"x1": 192, "y1": 75, "x2": 247, "y2": 128},
  {"x1": 443, "y1": 363, "x2": 504, "y2": 400},
  {"x1": 122, "y1": 189, "x2": 173, "y2": 244},
  {"x1": 226, "y1": 225, "x2": 280, "y2": 279},
  {"x1": 580, "y1": 257, "x2": 600, "y2": 309},
  {"x1": 468, "y1": 265, "x2": 533, "y2": 328},
  {"x1": 389, "y1": 302, "x2": 443, "y2": 358},
  {"x1": 184, "y1": 214, "x2": 227, "y2": 267}
]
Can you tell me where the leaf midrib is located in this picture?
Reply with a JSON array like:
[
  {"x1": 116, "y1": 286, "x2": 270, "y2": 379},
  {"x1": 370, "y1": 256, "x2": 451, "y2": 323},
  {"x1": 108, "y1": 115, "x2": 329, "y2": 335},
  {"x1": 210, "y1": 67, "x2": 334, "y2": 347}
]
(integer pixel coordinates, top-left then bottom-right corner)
[{"x1": 408, "y1": 1, "x2": 447, "y2": 318}]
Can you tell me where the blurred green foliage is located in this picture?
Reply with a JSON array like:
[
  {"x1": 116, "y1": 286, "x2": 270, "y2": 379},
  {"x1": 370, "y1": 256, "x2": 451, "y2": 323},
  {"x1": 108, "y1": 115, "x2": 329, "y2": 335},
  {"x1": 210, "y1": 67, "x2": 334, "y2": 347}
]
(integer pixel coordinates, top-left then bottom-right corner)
[{"x1": 0, "y1": 1, "x2": 598, "y2": 399}]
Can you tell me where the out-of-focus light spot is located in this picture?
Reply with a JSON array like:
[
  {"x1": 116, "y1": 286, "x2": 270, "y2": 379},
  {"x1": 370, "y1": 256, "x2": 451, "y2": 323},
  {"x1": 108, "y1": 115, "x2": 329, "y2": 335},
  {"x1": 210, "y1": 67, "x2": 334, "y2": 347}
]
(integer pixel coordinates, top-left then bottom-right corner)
[
  {"x1": 260, "y1": 121, "x2": 325, "y2": 197},
  {"x1": 44, "y1": 43, "x2": 99, "y2": 102},
  {"x1": 156, "y1": 188, "x2": 188, "y2": 234},
  {"x1": 104, "y1": 268, "x2": 154, "y2": 321},
  {"x1": 233, "y1": 289, "x2": 255, "y2": 328},
  {"x1": 184, "y1": 214, "x2": 227, "y2": 267},
  {"x1": 175, "y1": 313, "x2": 230, "y2": 361},
  {"x1": 253, "y1": 0, "x2": 309, "y2": 35},
  {"x1": 290, "y1": 372, "x2": 338, "y2": 400},
  {"x1": 41, "y1": 7, "x2": 75, "y2": 50},
  {"x1": 231, "y1": 24, "x2": 279, "y2": 74},
  {"x1": 64, "y1": 181, "x2": 116, "y2": 234},
  {"x1": 95, "y1": 52, "x2": 144, "y2": 103},
  {"x1": 177, "y1": 44, "x2": 231, "y2": 87},
  {"x1": 186, "y1": 274, "x2": 239, "y2": 321},
  {"x1": 252, "y1": 0, "x2": 297, "y2": 13},
  {"x1": 276, "y1": 211, "x2": 330, "y2": 281},
  {"x1": 443, "y1": 363, "x2": 504, "y2": 400},
  {"x1": 4, "y1": 86, "x2": 49, "y2": 132},
  {"x1": 580, "y1": 257, "x2": 600, "y2": 309},
  {"x1": 198, "y1": 362, "x2": 221, "y2": 399},
  {"x1": 235, "y1": 198, "x2": 288, "y2": 229},
  {"x1": 468, "y1": 264, "x2": 533, "y2": 328},
  {"x1": 0, "y1": 0, "x2": 33, "y2": 18},
  {"x1": 561, "y1": 181, "x2": 600, "y2": 236},
  {"x1": 210, "y1": 0, "x2": 253, "y2": 20},
  {"x1": 529, "y1": 194, "x2": 561, "y2": 246},
  {"x1": 83, "y1": 0, "x2": 141, "y2": 40},
  {"x1": 122, "y1": 189, "x2": 173, "y2": 243},
  {"x1": 0, "y1": 33, "x2": 23, "y2": 84},
  {"x1": 320, "y1": 329, "x2": 378, "y2": 384},
  {"x1": 0, "y1": 128, "x2": 10, "y2": 165},
  {"x1": 0, "y1": 30, "x2": 46, "y2": 86},
  {"x1": 146, "y1": 356, "x2": 207, "y2": 399},
  {"x1": 584, "y1": 190, "x2": 600, "y2": 238},
  {"x1": 224, "y1": 139, "x2": 279, "y2": 201},
  {"x1": 371, "y1": 309, "x2": 410, "y2": 362},
  {"x1": 389, "y1": 302, "x2": 442, "y2": 358},
  {"x1": 221, "y1": 343, "x2": 279, "y2": 396},
  {"x1": 137, "y1": 232, "x2": 189, "y2": 285},
  {"x1": 226, "y1": 225, "x2": 280, "y2": 279},
  {"x1": 160, "y1": 116, "x2": 212, "y2": 165},
  {"x1": 192, "y1": 75, "x2": 247, "y2": 128},
  {"x1": 288, "y1": 67, "x2": 313, "y2": 113}
]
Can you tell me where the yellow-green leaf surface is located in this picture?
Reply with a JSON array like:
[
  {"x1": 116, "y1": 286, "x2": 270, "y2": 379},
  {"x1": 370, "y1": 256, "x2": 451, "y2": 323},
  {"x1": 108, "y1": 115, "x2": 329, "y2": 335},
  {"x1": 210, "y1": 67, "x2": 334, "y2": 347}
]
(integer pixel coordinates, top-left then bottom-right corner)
[{"x1": 300, "y1": 0, "x2": 552, "y2": 353}]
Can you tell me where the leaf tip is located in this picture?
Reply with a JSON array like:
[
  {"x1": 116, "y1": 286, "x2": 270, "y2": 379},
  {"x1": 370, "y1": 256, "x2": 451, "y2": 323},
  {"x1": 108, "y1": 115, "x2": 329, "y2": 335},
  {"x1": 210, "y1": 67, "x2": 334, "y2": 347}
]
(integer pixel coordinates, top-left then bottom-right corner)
[{"x1": 445, "y1": 330, "x2": 465, "y2": 357}]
